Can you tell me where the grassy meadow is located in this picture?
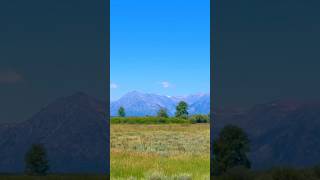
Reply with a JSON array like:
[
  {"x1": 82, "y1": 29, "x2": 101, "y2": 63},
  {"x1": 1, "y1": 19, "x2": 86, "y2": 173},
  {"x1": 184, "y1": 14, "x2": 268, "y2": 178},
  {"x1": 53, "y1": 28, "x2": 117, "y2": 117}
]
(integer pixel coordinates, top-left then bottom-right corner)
[{"x1": 110, "y1": 124, "x2": 210, "y2": 179}]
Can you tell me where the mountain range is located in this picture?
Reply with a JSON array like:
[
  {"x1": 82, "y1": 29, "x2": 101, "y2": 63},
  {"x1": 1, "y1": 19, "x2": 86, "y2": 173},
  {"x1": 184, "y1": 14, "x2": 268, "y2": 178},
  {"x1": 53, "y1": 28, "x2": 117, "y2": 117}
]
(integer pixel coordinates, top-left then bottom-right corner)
[
  {"x1": 1, "y1": 92, "x2": 320, "y2": 172},
  {"x1": 214, "y1": 99, "x2": 320, "y2": 169},
  {"x1": 0, "y1": 92, "x2": 108, "y2": 173},
  {"x1": 110, "y1": 91, "x2": 210, "y2": 116}
]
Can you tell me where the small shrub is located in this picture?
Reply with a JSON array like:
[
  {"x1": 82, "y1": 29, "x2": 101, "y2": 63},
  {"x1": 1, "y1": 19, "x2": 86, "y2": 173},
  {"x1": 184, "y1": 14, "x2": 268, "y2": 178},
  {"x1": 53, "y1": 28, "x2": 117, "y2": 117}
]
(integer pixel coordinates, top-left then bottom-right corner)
[
  {"x1": 213, "y1": 125, "x2": 250, "y2": 176},
  {"x1": 189, "y1": 114, "x2": 209, "y2": 123},
  {"x1": 175, "y1": 101, "x2": 189, "y2": 119},
  {"x1": 25, "y1": 144, "x2": 49, "y2": 176},
  {"x1": 118, "y1": 106, "x2": 126, "y2": 117},
  {"x1": 157, "y1": 108, "x2": 169, "y2": 118}
]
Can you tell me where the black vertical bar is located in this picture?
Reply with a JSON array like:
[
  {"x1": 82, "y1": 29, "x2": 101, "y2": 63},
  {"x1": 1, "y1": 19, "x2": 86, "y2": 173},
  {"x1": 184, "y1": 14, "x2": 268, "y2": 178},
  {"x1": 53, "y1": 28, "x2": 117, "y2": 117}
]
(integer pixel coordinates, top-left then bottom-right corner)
[
  {"x1": 210, "y1": 0, "x2": 214, "y2": 178},
  {"x1": 106, "y1": 0, "x2": 110, "y2": 177}
]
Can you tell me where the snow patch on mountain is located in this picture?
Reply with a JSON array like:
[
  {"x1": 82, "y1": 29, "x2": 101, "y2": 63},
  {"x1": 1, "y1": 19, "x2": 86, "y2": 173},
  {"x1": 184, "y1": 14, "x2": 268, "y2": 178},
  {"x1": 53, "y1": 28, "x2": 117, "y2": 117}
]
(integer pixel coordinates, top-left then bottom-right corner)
[{"x1": 110, "y1": 91, "x2": 210, "y2": 116}]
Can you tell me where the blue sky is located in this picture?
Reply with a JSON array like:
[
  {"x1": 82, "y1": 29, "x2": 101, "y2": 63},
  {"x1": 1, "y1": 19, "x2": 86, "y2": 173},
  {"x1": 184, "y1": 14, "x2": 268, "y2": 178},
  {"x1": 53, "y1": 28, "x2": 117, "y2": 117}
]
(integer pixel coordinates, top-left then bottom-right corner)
[{"x1": 111, "y1": 0, "x2": 210, "y2": 101}]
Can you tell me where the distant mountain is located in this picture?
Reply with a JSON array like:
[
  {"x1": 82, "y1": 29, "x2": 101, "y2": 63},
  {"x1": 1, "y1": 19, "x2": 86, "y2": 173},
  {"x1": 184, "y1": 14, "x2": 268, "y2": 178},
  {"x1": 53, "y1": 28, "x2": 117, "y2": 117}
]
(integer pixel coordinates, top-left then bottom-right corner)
[
  {"x1": 188, "y1": 94, "x2": 210, "y2": 115},
  {"x1": 214, "y1": 99, "x2": 320, "y2": 169},
  {"x1": 110, "y1": 91, "x2": 210, "y2": 116},
  {"x1": 5, "y1": 91, "x2": 320, "y2": 172},
  {"x1": 0, "y1": 91, "x2": 209, "y2": 173},
  {"x1": 0, "y1": 92, "x2": 107, "y2": 173}
]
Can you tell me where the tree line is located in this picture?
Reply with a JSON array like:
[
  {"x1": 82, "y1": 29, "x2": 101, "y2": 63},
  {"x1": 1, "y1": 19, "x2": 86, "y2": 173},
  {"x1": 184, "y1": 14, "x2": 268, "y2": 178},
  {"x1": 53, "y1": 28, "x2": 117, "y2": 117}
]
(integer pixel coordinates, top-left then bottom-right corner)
[
  {"x1": 118, "y1": 101, "x2": 207, "y2": 119},
  {"x1": 113, "y1": 101, "x2": 210, "y2": 124}
]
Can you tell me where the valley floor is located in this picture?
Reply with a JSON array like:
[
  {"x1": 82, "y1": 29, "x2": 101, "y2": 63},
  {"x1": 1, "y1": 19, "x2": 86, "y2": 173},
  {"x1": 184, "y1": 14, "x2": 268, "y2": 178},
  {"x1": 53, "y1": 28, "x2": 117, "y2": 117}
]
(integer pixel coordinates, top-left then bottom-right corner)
[{"x1": 110, "y1": 124, "x2": 210, "y2": 179}]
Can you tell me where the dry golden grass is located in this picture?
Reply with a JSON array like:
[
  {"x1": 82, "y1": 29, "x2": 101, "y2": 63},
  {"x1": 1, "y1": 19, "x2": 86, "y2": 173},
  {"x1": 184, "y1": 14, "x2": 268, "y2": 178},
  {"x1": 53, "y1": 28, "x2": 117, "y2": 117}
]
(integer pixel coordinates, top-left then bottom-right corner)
[{"x1": 110, "y1": 124, "x2": 210, "y2": 179}]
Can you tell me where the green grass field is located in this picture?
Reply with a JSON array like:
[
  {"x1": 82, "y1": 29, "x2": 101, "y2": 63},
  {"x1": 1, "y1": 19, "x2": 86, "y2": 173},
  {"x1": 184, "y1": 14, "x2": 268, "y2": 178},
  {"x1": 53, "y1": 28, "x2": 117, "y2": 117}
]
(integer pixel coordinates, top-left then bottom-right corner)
[
  {"x1": 110, "y1": 124, "x2": 210, "y2": 179},
  {"x1": 0, "y1": 124, "x2": 209, "y2": 180}
]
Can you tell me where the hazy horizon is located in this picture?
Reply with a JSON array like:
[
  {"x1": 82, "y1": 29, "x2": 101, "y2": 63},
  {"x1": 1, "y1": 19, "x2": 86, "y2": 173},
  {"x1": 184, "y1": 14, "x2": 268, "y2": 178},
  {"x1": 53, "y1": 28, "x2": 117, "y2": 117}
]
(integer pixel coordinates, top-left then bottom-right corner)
[{"x1": 110, "y1": 90, "x2": 210, "y2": 101}]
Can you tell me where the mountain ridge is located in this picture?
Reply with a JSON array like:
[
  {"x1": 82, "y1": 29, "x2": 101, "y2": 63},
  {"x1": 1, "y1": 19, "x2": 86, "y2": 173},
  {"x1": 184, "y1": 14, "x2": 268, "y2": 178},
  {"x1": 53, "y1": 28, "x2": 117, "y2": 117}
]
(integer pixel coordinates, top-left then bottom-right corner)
[
  {"x1": 0, "y1": 92, "x2": 108, "y2": 173},
  {"x1": 2, "y1": 92, "x2": 320, "y2": 172},
  {"x1": 110, "y1": 91, "x2": 210, "y2": 116},
  {"x1": 214, "y1": 99, "x2": 320, "y2": 169}
]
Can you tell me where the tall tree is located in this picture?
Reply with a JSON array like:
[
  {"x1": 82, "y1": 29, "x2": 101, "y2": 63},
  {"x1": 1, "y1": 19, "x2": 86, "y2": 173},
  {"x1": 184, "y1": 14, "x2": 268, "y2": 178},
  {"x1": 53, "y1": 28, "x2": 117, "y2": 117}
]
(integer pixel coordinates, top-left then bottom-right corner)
[
  {"x1": 157, "y1": 108, "x2": 169, "y2": 118},
  {"x1": 25, "y1": 144, "x2": 49, "y2": 175},
  {"x1": 213, "y1": 125, "x2": 251, "y2": 176},
  {"x1": 118, "y1": 106, "x2": 126, "y2": 117},
  {"x1": 175, "y1": 101, "x2": 189, "y2": 119}
]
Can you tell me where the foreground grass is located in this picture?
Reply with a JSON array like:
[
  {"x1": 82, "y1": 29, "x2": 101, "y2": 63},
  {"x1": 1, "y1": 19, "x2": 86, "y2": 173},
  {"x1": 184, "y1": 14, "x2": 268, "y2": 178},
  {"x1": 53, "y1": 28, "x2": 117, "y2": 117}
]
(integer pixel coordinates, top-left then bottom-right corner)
[
  {"x1": 0, "y1": 124, "x2": 210, "y2": 180},
  {"x1": 110, "y1": 124, "x2": 210, "y2": 179}
]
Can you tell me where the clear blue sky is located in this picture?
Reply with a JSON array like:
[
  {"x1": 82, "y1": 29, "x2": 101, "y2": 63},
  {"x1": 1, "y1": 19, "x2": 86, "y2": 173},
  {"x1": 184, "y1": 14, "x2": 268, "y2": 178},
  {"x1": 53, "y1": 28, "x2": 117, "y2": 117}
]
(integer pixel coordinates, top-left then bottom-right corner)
[{"x1": 111, "y1": 0, "x2": 210, "y2": 101}]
